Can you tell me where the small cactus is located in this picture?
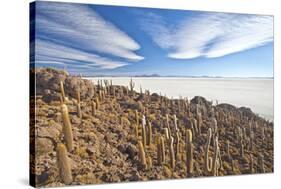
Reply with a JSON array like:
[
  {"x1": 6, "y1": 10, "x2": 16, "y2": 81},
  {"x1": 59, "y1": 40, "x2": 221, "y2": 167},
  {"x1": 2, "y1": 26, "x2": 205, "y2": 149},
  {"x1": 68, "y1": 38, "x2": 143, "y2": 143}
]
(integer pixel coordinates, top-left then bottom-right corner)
[
  {"x1": 91, "y1": 101, "x2": 96, "y2": 116},
  {"x1": 138, "y1": 141, "x2": 146, "y2": 169},
  {"x1": 186, "y1": 129, "x2": 193, "y2": 175},
  {"x1": 157, "y1": 136, "x2": 165, "y2": 165},
  {"x1": 147, "y1": 156, "x2": 152, "y2": 170},
  {"x1": 61, "y1": 104, "x2": 74, "y2": 152},
  {"x1": 56, "y1": 143, "x2": 73, "y2": 185}
]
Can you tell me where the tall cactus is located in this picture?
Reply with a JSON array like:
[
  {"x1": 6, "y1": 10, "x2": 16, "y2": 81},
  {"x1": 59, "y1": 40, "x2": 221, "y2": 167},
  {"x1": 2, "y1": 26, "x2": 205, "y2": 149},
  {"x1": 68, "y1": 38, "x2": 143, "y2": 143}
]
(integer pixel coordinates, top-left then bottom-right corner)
[
  {"x1": 129, "y1": 78, "x2": 135, "y2": 94},
  {"x1": 186, "y1": 129, "x2": 193, "y2": 175},
  {"x1": 138, "y1": 141, "x2": 146, "y2": 169},
  {"x1": 250, "y1": 153, "x2": 254, "y2": 173},
  {"x1": 141, "y1": 116, "x2": 146, "y2": 149},
  {"x1": 135, "y1": 110, "x2": 139, "y2": 126},
  {"x1": 258, "y1": 153, "x2": 265, "y2": 173},
  {"x1": 204, "y1": 128, "x2": 213, "y2": 173},
  {"x1": 147, "y1": 122, "x2": 152, "y2": 146},
  {"x1": 56, "y1": 143, "x2": 73, "y2": 185},
  {"x1": 61, "y1": 104, "x2": 74, "y2": 152},
  {"x1": 212, "y1": 136, "x2": 219, "y2": 176},
  {"x1": 157, "y1": 136, "x2": 165, "y2": 165},
  {"x1": 76, "y1": 88, "x2": 82, "y2": 119},
  {"x1": 169, "y1": 137, "x2": 175, "y2": 170},
  {"x1": 175, "y1": 131, "x2": 180, "y2": 160},
  {"x1": 60, "y1": 80, "x2": 66, "y2": 102}
]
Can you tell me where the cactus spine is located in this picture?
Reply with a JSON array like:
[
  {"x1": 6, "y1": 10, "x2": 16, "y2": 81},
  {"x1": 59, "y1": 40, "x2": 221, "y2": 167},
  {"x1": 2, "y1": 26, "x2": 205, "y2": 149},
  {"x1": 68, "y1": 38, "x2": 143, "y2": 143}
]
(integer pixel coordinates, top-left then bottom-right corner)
[
  {"x1": 61, "y1": 104, "x2": 74, "y2": 152},
  {"x1": 138, "y1": 141, "x2": 146, "y2": 169},
  {"x1": 186, "y1": 129, "x2": 193, "y2": 175},
  {"x1": 56, "y1": 143, "x2": 73, "y2": 185}
]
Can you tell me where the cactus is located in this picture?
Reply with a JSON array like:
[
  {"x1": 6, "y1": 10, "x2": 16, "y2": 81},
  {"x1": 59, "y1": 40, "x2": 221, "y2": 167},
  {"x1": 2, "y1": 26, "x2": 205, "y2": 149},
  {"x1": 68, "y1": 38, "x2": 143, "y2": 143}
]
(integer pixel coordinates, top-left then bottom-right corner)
[
  {"x1": 258, "y1": 153, "x2": 265, "y2": 173},
  {"x1": 239, "y1": 138, "x2": 244, "y2": 158},
  {"x1": 192, "y1": 118, "x2": 198, "y2": 136},
  {"x1": 250, "y1": 153, "x2": 254, "y2": 173},
  {"x1": 169, "y1": 137, "x2": 175, "y2": 170},
  {"x1": 157, "y1": 136, "x2": 165, "y2": 165},
  {"x1": 175, "y1": 131, "x2": 180, "y2": 160},
  {"x1": 226, "y1": 140, "x2": 231, "y2": 161},
  {"x1": 75, "y1": 89, "x2": 82, "y2": 119},
  {"x1": 135, "y1": 124, "x2": 139, "y2": 138},
  {"x1": 147, "y1": 122, "x2": 152, "y2": 146},
  {"x1": 60, "y1": 80, "x2": 66, "y2": 102},
  {"x1": 135, "y1": 110, "x2": 139, "y2": 125},
  {"x1": 56, "y1": 143, "x2": 73, "y2": 185},
  {"x1": 147, "y1": 156, "x2": 152, "y2": 170},
  {"x1": 61, "y1": 104, "x2": 74, "y2": 152},
  {"x1": 164, "y1": 128, "x2": 169, "y2": 140},
  {"x1": 141, "y1": 117, "x2": 146, "y2": 149},
  {"x1": 212, "y1": 136, "x2": 219, "y2": 176},
  {"x1": 173, "y1": 114, "x2": 178, "y2": 131},
  {"x1": 204, "y1": 128, "x2": 213, "y2": 173},
  {"x1": 140, "y1": 85, "x2": 143, "y2": 95},
  {"x1": 186, "y1": 129, "x2": 193, "y2": 175},
  {"x1": 95, "y1": 97, "x2": 100, "y2": 110},
  {"x1": 129, "y1": 78, "x2": 135, "y2": 94},
  {"x1": 166, "y1": 114, "x2": 172, "y2": 139},
  {"x1": 91, "y1": 101, "x2": 96, "y2": 116},
  {"x1": 196, "y1": 113, "x2": 202, "y2": 135},
  {"x1": 138, "y1": 141, "x2": 146, "y2": 169},
  {"x1": 211, "y1": 117, "x2": 218, "y2": 135}
]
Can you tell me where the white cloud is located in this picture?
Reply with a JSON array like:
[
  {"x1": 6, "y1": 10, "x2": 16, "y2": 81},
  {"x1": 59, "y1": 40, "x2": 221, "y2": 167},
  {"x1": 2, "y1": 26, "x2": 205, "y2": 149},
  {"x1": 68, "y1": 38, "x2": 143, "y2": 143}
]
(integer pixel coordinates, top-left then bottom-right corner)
[
  {"x1": 36, "y1": 39, "x2": 128, "y2": 69},
  {"x1": 36, "y1": 2, "x2": 144, "y2": 64},
  {"x1": 141, "y1": 12, "x2": 273, "y2": 59}
]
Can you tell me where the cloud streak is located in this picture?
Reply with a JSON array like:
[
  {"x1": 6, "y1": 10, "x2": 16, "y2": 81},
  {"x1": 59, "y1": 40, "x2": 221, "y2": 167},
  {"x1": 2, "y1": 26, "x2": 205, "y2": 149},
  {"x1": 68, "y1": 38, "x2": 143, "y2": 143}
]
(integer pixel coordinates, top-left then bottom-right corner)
[
  {"x1": 35, "y1": 2, "x2": 143, "y2": 70},
  {"x1": 141, "y1": 12, "x2": 273, "y2": 59}
]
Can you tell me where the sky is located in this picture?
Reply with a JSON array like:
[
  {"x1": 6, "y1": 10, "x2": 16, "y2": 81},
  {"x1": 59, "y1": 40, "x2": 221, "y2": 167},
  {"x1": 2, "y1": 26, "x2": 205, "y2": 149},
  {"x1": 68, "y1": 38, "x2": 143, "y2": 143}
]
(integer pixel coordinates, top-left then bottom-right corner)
[{"x1": 31, "y1": 1, "x2": 274, "y2": 77}]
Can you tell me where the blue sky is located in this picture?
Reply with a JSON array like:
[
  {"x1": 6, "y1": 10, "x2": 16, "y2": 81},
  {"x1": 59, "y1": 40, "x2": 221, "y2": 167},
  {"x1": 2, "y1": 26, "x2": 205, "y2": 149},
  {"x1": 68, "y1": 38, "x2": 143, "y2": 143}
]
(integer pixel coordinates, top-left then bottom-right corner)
[{"x1": 32, "y1": 1, "x2": 274, "y2": 77}]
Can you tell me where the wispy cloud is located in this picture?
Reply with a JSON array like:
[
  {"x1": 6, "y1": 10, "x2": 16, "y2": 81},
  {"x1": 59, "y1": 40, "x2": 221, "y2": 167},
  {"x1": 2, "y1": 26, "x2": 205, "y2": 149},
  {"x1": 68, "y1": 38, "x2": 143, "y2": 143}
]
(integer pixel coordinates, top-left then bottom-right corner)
[
  {"x1": 35, "y1": 39, "x2": 128, "y2": 69},
  {"x1": 35, "y1": 2, "x2": 143, "y2": 70},
  {"x1": 140, "y1": 12, "x2": 273, "y2": 59}
]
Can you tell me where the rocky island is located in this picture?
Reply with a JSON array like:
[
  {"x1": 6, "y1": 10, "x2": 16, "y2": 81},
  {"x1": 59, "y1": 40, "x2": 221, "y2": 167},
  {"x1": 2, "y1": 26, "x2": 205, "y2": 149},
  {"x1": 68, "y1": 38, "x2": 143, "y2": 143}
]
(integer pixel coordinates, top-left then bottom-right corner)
[{"x1": 30, "y1": 68, "x2": 273, "y2": 187}]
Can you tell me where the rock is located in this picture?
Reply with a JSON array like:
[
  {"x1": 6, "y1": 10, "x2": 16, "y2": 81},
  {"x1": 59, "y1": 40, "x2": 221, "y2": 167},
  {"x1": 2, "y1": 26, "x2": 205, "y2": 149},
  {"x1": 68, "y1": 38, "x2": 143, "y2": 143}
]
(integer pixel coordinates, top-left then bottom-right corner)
[
  {"x1": 191, "y1": 96, "x2": 211, "y2": 107},
  {"x1": 35, "y1": 138, "x2": 54, "y2": 156}
]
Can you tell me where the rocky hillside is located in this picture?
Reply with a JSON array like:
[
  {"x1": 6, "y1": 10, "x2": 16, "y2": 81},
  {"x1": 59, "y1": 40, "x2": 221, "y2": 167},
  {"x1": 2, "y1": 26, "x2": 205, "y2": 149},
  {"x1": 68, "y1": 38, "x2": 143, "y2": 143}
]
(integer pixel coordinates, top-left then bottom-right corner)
[{"x1": 30, "y1": 68, "x2": 273, "y2": 187}]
